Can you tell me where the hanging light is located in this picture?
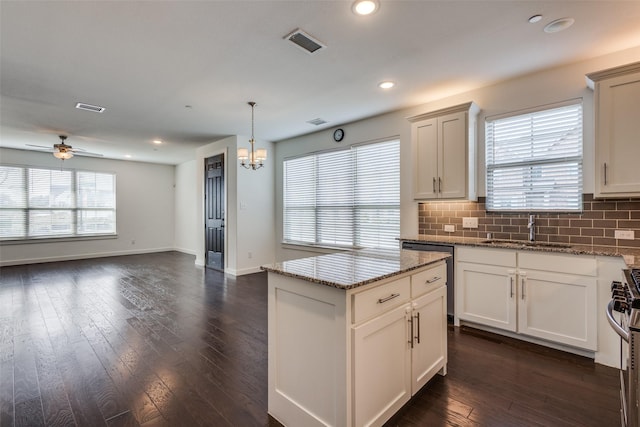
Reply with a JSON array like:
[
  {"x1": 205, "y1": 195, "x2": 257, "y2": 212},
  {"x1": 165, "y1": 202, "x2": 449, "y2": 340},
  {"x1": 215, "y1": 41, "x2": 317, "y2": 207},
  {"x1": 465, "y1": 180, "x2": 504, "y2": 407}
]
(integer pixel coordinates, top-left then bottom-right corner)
[
  {"x1": 53, "y1": 150, "x2": 73, "y2": 160},
  {"x1": 238, "y1": 101, "x2": 267, "y2": 170}
]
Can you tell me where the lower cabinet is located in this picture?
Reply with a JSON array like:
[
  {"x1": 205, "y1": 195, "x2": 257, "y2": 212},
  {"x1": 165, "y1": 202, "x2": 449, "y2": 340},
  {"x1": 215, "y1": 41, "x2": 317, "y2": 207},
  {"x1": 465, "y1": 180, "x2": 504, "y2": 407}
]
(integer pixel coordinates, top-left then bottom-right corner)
[
  {"x1": 456, "y1": 261, "x2": 517, "y2": 332},
  {"x1": 352, "y1": 304, "x2": 411, "y2": 427},
  {"x1": 456, "y1": 247, "x2": 598, "y2": 351},
  {"x1": 352, "y1": 270, "x2": 447, "y2": 427},
  {"x1": 517, "y1": 268, "x2": 597, "y2": 349},
  {"x1": 267, "y1": 260, "x2": 448, "y2": 427}
]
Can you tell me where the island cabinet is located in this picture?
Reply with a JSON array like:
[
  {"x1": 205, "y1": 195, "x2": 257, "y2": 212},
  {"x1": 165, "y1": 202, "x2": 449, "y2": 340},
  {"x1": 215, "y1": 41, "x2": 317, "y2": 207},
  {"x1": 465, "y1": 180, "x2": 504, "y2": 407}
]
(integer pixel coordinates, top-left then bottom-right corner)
[
  {"x1": 456, "y1": 246, "x2": 598, "y2": 351},
  {"x1": 264, "y1": 252, "x2": 448, "y2": 427},
  {"x1": 587, "y1": 61, "x2": 640, "y2": 198},
  {"x1": 408, "y1": 102, "x2": 479, "y2": 200}
]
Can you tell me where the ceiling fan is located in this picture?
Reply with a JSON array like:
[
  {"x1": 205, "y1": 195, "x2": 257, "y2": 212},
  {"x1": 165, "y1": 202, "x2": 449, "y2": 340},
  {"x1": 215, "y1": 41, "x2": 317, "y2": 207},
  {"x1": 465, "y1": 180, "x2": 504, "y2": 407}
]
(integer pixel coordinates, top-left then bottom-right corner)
[{"x1": 27, "y1": 135, "x2": 104, "y2": 160}]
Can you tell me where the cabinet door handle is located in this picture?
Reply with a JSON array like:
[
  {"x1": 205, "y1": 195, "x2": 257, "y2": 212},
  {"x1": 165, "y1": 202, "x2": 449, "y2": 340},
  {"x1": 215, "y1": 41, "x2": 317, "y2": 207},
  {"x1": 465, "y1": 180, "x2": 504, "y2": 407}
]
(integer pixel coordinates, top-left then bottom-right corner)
[
  {"x1": 521, "y1": 277, "x2": 526, "y2": 300},
  {"x1": 433, "y1": 177, "x2": 436, "y2": 193},
  {"x1": 510, "y1": 276, "x2": 514, "y2": 298},
  {"x1": 438, "y1": 177, "x2": 442, "y2": 193},
  {"x1": 604, "y1": 162, "x2": 608, "y2": 186},
  {"x1": 378, "y1": 293, "x2": 400, "y2": 304},
  {"x1": 425, "y1": 276, "x2": 441, "y2": 284},
  {"x1": 408, "y1": 316, "x2": 414, "y2": 348},
  {"x1": 414, "y1": 312, "x2": 421, "y2": 344}
]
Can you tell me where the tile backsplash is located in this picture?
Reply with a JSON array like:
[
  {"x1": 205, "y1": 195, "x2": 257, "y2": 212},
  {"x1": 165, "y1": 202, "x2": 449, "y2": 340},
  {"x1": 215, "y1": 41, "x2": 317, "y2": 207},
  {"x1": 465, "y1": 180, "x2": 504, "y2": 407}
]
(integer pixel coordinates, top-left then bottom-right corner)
[{"x1": 418, "y1": 194, "x2": 640, "y2": 249}]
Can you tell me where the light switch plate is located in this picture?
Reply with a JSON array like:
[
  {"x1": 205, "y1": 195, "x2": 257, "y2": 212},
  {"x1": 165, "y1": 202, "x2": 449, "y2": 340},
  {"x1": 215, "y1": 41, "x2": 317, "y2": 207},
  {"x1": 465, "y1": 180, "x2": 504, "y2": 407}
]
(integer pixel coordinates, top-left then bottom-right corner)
[
  {"x1": 462, "y1": 217, "x2": 479, "y2": 228},
  {"x1": 615, "y1": 230, "x2": 635, "y2": 240},
  {"x1": 444, "y1": 224, "x2": 455, "y2": 233}
]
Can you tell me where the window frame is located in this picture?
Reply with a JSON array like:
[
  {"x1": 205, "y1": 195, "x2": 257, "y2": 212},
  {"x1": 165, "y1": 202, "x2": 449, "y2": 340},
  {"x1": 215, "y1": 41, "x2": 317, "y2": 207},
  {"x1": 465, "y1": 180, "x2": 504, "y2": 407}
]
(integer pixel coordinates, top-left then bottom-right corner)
[
  {"x1": 0, "y1": 164, "x2": 117, "y2": 242},
  {"x1": 484, "y1": 99, "x2": 584, "y2": 213}
]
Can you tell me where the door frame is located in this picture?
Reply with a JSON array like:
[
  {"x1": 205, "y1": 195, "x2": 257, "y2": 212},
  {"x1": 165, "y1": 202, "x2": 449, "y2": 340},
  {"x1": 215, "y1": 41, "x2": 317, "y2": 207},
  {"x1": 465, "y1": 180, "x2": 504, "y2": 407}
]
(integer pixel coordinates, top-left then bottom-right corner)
[
  {"x1": 204, "y1": 153, "x2": 226, "y2": 271},
  {"x1": 200, "y1": 147, "x2": 228, "y2": 271}
]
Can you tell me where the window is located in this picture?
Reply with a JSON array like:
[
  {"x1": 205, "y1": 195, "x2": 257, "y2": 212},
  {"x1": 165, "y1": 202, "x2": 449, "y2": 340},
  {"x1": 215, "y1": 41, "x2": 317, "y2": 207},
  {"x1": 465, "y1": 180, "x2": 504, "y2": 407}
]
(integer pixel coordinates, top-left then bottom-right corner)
[
  {"x1": 283, "y1": 139, "x2": 400, "y2": 249},
  {"x1": 485, "y1": 101, "x2": 583, "y2": 212},
  {"x1": 0, "y1": 165, "x2": 116, "y2": 240}
]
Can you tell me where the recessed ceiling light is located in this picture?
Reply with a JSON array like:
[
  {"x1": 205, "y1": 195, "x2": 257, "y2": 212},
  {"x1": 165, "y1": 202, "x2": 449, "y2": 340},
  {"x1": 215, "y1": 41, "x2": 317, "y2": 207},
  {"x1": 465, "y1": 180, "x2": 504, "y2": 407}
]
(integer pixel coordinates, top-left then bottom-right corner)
[
  {"x1": 153, "y1": 140, "x2": 162, "y2": 144},
  {"x1": 352, "y1": 0, "x2": 379, "y2": 16},
  {"x1": 544, "y1": 17, "x2": 575, "y2": 33},
  {"x1": 528, "y1": 14, "x2": 542, "y2": 24},
  {"x1": 124, "y1": 154, "x2": 132, "y2": 158},
  {"x1": 378, "y1": 81, "x2": 395, "y2": 89}
]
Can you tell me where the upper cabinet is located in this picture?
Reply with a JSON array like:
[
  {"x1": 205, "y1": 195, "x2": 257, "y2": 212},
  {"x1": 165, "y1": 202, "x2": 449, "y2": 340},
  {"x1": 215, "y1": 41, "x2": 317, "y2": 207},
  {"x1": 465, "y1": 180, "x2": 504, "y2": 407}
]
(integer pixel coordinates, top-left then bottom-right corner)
[
  {"x1": 587, "y1": 62, "x2": 640, "y2": 198},
  {"x1": 408, "y1": 102, "x2": 479, "y2": 200}
]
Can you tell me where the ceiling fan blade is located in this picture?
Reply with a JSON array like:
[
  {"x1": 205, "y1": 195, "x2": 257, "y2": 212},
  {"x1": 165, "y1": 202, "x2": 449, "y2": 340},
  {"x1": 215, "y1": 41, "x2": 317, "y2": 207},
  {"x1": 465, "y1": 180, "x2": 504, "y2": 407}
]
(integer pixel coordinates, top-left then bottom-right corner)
[
  {"x1": 72, "y1": 151, "x2": 104, "y2": 157},
  {"x1": 26, "y1": 144, "x2": 54, "y2": 150}
]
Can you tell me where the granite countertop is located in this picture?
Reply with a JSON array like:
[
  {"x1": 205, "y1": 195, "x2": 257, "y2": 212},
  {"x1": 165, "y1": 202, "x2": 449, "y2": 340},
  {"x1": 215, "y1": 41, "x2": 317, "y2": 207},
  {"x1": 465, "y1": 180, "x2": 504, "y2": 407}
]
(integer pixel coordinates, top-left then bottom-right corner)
[
  {"x1": 400, "y1": 235, "x2": 640, "y2": 269},
  {"x1": 261, "y1": 248, "x2": 451, "y2": 290}
]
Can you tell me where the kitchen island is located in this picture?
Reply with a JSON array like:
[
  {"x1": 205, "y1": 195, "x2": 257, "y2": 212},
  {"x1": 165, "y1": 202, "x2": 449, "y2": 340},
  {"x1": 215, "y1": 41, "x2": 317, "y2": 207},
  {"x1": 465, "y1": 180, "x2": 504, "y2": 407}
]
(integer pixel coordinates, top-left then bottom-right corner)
[{"x1": 261, "y1": 249, "x2": 450, "y2": 427}]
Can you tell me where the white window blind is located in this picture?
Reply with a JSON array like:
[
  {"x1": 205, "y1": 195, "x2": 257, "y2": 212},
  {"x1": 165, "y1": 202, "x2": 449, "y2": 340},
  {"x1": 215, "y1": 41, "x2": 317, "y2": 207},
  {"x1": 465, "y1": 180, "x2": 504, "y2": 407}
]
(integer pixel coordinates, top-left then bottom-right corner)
[
  {"x1": 284, "y1": 139, "x2": 400, "y2": 249},
  {"x1": 0, "y1": 165, "x2": 116, "y2": 240},
  {"x1": 485, "y1": 102, "x2": 583, "y2": 212}
]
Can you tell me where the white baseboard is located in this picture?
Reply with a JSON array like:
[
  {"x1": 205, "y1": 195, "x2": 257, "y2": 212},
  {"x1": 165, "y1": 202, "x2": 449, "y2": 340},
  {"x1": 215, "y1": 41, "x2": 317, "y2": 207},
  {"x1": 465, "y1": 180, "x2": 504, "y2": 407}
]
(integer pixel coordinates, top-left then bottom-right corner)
[
  {"x1": 173, "y1": 247, "x2": 197, "y2": 256},
  {"x1": 0, "y1": 247, "x2": 175, "y2": 267}
]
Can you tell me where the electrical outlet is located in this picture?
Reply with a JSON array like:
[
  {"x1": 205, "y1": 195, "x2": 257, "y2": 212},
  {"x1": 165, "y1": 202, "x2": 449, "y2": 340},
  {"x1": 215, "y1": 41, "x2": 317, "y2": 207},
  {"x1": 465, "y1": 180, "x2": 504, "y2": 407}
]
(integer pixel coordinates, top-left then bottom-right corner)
[
  {"x1": 615, "y1": 230, "x2": 635, "y2": 240},
  {"x1": 444, "y1": 224, "x2": 455, "y2": 233},
  {"x1": 462, "y1": 217, "x2": 479, "y2": 229}
]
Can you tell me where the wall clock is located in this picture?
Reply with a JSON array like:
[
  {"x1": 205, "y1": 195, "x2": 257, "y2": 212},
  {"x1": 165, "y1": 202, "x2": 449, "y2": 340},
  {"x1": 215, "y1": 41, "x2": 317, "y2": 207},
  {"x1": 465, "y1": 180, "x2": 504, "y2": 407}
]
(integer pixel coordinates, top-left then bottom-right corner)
[{"x1": 333, "y1": 128, "x2": 345, "y2": 142}]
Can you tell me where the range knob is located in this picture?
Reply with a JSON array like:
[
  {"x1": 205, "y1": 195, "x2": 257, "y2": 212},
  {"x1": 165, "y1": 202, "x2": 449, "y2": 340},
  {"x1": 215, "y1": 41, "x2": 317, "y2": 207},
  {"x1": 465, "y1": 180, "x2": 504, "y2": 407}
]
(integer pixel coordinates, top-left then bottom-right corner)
[{"x1": 614, "y1": 298, "x2": 629, "y2": 313}]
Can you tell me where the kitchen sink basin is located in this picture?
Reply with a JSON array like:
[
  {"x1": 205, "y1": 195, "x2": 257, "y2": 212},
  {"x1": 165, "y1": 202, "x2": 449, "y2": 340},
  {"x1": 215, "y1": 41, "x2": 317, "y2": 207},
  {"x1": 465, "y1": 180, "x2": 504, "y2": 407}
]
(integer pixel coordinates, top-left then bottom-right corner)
[{"x1": 480, "y1": 239, "x2": 572, "y2": 249}]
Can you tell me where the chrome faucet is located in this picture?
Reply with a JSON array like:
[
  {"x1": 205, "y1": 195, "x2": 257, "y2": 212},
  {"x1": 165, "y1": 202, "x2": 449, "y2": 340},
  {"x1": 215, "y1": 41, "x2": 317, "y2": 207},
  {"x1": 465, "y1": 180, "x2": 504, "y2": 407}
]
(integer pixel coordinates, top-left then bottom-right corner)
[{"x1": 528, "y1": 214, "x2": 535, "y2": 242}]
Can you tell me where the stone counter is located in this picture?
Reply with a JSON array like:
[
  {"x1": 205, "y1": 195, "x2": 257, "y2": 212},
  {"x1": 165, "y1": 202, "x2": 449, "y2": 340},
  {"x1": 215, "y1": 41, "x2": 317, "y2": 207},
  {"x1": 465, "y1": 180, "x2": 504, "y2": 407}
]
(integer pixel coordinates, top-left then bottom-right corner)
[
  {"x1": 261, "y1": 248, "x2": 451, "y2": 290},
  {"x1": 400, "y1": 235, "x2": 640, "y2": 268}
]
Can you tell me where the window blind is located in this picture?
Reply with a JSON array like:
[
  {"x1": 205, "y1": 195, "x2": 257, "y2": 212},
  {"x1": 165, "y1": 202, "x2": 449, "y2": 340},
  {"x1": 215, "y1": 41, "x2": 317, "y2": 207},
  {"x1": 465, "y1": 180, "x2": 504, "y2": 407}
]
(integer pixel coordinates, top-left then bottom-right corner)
[
  {"x1": 0, "y1": 165, "x2": 116, "y2": 240},
  {"x1": 485, "y1": 102, "x2": 583, "y2": 212},
  {"x1": 283, "y1": 139, "x2": 400, "y2": 249}
]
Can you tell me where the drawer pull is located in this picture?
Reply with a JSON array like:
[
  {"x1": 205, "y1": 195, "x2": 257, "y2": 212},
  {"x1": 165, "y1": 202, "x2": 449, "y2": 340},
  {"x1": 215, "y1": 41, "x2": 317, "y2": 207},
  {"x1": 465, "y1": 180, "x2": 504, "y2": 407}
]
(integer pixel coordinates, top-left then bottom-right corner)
[
  {"x1": 377, "y1": 293, "x2": 400, "y2": 304},
  {"x1": 425, "y1": 276, "x2": 441, "y2": 284}
]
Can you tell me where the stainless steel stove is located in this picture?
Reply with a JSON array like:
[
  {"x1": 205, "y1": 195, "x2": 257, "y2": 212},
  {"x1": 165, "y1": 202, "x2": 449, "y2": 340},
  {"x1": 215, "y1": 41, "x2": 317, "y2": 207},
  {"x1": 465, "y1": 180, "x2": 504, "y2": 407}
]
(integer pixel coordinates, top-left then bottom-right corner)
[{"x1": 607, "y1": 268, "x2": 640, "y2": 427}]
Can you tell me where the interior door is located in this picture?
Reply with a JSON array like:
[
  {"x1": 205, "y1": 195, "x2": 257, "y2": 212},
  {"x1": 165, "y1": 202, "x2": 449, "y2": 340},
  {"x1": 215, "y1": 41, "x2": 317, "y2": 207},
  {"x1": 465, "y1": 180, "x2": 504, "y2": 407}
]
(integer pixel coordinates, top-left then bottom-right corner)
[{"x1": 205, "y1": 154, "x2": 224, "y2": 270}]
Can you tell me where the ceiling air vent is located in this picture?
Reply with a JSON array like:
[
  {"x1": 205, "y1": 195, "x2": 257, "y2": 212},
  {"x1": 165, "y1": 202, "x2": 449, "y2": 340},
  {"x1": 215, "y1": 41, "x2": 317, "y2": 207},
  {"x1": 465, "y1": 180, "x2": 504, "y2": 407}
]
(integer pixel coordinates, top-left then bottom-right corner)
[
  {"x1": 75, "y1": 102, "x2": 106, "y2": 113},
  {"x1": 285, "y1": 29, "x2": 325, "y2": 54},
  {"x1": 307, "y1": 118, "x2": 328, "y2": 126}
]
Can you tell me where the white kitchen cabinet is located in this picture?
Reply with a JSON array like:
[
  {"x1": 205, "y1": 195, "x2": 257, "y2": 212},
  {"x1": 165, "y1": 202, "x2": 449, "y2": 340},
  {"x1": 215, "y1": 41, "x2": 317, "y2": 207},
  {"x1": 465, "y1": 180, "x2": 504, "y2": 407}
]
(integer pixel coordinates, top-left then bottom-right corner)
[
  {"x1": 455, "y1": 246, "x2": 598, "y2": 351},
  {"x1": 408, "y1": 102, "x2": 479, "y2": 200},
  {"x1": 352, "y1": 265, "x2": 447, "y2": 427},
  {"x1": 352, "y1": 304, "x2": 412, "y2": 427},
  {"x1": 456, "y1": 261, "x2": 517, "y2": 332},
  {"x1": 587, "y1": 62, "x2": 640, "y2": 198},
  {"x1": 410, "y1": 286, "x2": 447, "y2": 393},
  {"x1": 267, "y1": 258, "x2": 448, "y2": 427}
]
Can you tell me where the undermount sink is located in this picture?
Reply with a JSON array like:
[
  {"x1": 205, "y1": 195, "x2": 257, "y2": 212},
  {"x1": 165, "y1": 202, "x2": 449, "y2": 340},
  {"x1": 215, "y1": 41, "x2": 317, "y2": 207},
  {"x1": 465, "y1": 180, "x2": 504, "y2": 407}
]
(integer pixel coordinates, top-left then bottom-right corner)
[{"x1": 480, "y1": 239, "x2": 572, "y2": 249}]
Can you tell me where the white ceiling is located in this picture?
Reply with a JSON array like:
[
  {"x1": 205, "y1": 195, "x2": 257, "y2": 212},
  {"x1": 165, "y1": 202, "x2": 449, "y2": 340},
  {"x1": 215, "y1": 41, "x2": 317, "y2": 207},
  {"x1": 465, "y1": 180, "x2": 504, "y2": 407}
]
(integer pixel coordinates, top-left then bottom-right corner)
[{"x1": 1, "y1": 0, "x2": 640, "y2": 165}]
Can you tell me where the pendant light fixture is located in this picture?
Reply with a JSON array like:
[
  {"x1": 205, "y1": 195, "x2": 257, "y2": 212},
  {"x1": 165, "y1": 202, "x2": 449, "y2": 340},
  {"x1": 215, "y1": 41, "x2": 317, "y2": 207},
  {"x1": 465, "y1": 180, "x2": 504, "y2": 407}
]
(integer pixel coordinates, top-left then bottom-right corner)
[{"x1": 238, "y1": 101, "x2": 267, "y2": 170}]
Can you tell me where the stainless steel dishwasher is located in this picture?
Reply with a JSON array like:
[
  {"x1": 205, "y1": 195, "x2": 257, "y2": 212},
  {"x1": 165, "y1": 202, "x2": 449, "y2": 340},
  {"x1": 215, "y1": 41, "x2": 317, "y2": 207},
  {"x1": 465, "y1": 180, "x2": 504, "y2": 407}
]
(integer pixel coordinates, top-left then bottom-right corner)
[{"x1": 402, "y1": 241, "x2": 454, "y2": 320}]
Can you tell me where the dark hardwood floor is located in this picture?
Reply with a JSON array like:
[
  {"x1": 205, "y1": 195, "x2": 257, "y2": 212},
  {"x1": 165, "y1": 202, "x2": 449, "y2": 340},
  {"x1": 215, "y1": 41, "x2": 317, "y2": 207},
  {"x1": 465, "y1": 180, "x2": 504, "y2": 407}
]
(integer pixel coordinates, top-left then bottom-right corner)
[{"x1": 0, "y1": 251, "x2": 620, "y2": 426}]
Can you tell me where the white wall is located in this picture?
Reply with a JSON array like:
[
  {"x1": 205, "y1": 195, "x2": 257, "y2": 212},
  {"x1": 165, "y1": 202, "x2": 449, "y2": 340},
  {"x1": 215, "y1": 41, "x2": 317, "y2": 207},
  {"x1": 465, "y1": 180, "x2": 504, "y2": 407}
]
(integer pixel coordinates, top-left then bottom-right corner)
[
  {"x1": 194, "y1": 136, "x2": 275, "y2": 275},
  {"x1": 274, "y1": 46, "x2": 640, "y2": 262},
  {"x1": 174, "y1": 159, "x2": 198, "y2": 255},
  {"x1": 0, "y1": 147, "x2": 175, "y2": 265}
]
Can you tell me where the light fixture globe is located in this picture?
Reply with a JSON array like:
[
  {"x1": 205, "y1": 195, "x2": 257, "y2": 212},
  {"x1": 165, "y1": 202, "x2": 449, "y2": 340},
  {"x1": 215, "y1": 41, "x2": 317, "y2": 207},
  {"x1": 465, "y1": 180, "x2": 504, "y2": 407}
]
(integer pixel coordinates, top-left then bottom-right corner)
[{"x1": 53, "y1": 151, "x2": 73, "y2": 160}]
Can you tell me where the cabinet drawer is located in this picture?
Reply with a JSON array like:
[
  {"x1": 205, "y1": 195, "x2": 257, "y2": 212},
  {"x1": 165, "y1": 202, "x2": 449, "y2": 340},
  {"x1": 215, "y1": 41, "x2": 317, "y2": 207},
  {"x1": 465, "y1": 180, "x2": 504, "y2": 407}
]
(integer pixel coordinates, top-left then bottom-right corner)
[
  {"x1": 352, "y1": 277, "x2": 411, "y2": 324},
  {"x1": 518, "y1": 252, "x2": 596, "y2": 276},
  {"x1": 456, "y1": 246, "x2": 516, "y2": 267},
  {"x1": 411, "y1": 262, "x2": 446, "y2": 298}
]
